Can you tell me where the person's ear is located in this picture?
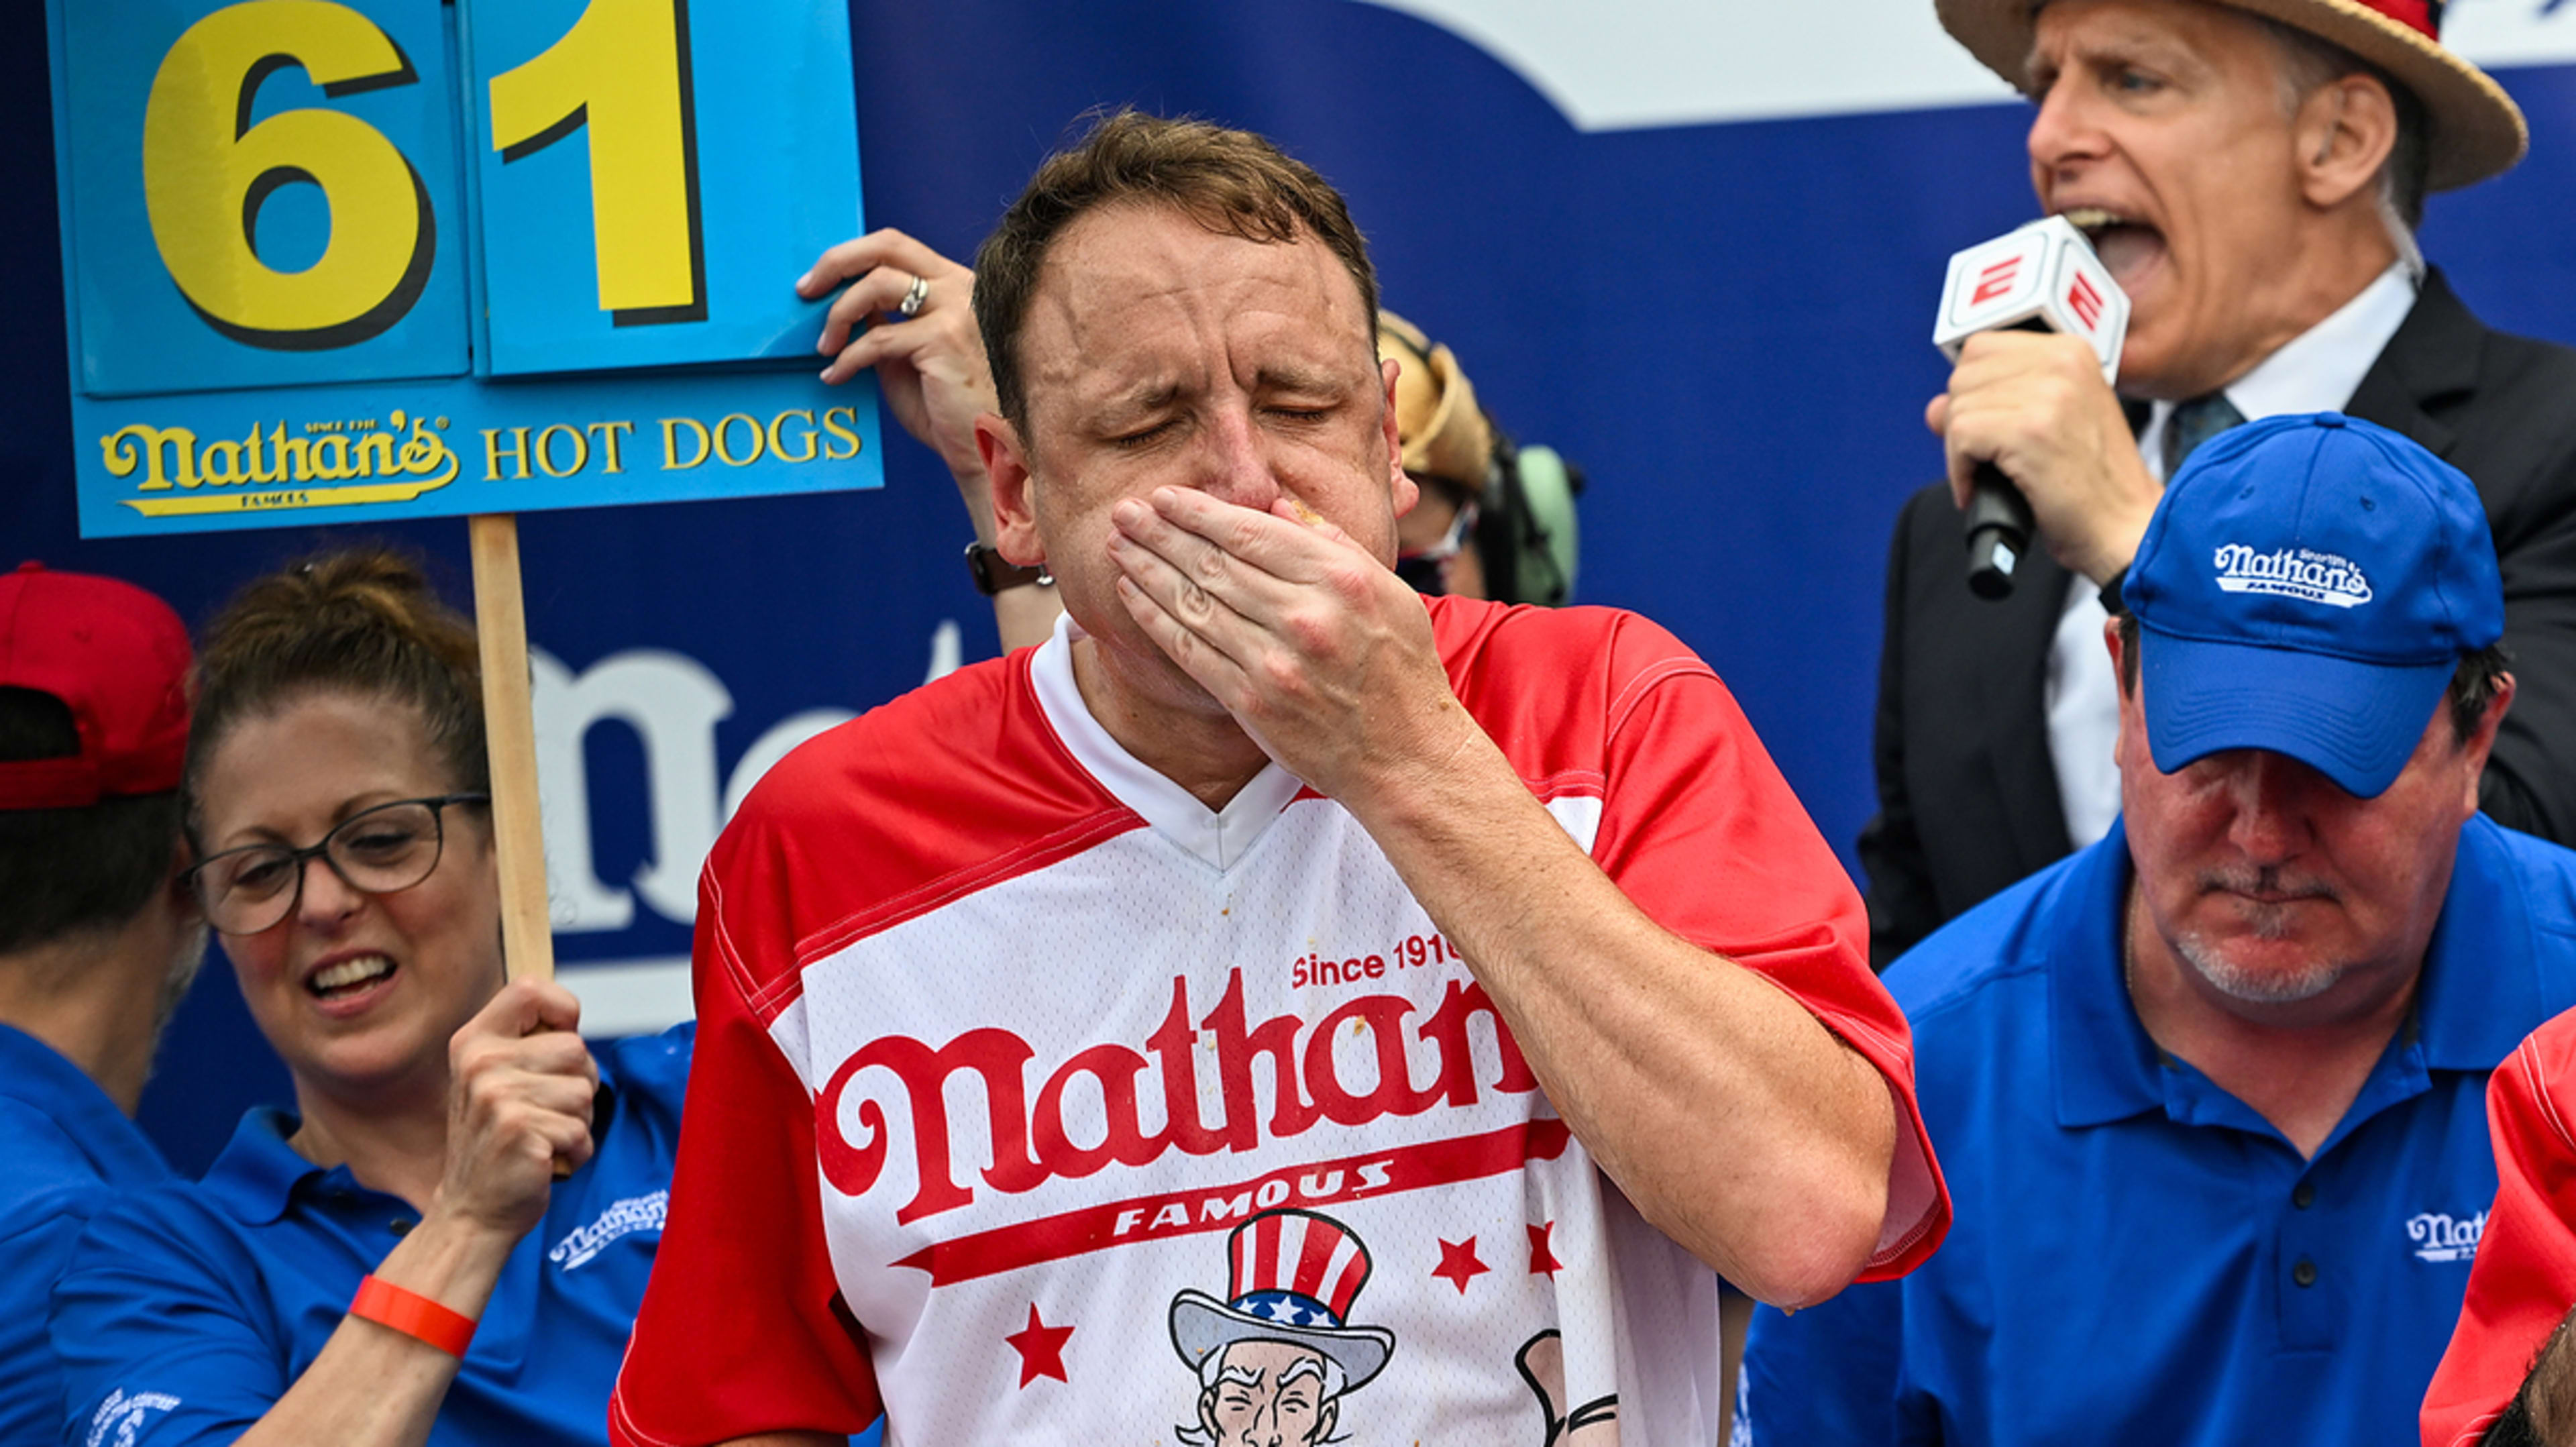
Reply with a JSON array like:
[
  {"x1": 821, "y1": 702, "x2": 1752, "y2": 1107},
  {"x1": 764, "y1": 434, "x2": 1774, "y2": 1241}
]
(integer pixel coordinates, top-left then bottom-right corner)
[
  {"x1": 2294, "y1": 72, "x2": 2398, "y2": 211},
  {"x1": 2102, "y1": 615, "x2": 2131, "y2": 692},
  {"x1": 2457, "y1": 672, "x2": 2517, "y2": 812},
  {"x1": 1381, "y1": 357, "x2": 1418, "y2": 521},
  {"x1": 165, "y1": 833, "x2": 204, "y2": 924},
  {"x1": 979, "y1": 413, "x2": 1046, "y2": 568},
  {"x1": 2106, "y1": 617, "x2": 2149, "y2": 773}
]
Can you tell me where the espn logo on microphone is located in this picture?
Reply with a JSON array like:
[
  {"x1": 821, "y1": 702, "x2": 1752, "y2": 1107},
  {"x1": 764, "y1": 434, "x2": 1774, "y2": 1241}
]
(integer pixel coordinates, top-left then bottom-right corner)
[
  {"x1": 1970, "y1": 256, "x2": 2022, "y2": 307},
  {"x1": 1933, "y1": 215, "x2": 2129, "y2": 384},
  {"x1": 2067, "y1": 272, "x2": 2106, "y2": 331}
]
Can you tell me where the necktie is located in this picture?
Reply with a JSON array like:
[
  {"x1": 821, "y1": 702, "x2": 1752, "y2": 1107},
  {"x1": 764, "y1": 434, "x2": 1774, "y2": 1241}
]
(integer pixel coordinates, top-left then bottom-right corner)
[{"x1": 2163, "y1": 391, "x2": 2247, "y2": 479}]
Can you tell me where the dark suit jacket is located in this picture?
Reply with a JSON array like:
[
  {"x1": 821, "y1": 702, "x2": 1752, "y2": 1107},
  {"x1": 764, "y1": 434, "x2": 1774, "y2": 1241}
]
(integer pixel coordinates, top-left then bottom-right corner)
[{"x1": 1860, "y1": 270, "x2": 2576, "y2": 966}]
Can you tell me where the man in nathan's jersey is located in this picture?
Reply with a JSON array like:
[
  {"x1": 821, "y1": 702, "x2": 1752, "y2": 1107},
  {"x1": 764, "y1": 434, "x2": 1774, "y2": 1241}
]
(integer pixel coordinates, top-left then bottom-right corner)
[{"x1": 610, "y1": 111, "x2": 1947, "y2": 1447}]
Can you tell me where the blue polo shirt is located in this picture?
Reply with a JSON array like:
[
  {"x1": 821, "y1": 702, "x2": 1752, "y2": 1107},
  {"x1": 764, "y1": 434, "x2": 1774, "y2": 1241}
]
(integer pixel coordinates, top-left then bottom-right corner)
[
  {"x1": 48, "y1": 1026, "x2": 693, "y2": 1447},
  {"x1": 1741, "y1": 816, "x2": 2576, "y2": 1446},
  {"x1": 0, "y1": 1024, "x2": 168, "y2": 1444}
]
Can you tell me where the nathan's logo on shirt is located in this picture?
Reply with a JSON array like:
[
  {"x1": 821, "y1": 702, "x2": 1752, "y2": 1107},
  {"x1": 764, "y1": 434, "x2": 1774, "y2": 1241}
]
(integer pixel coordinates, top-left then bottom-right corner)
[
  {"x1": 2210, "y1": 544, "x2": 2373, "y2": 608},
  {"x1": 549, "y1": 1190, "x2": 669, "y2": 1271},
  {"x1": 815, "y1": 969, "x2": 1537, "y2": 1224},
  {"x1": 86, "y1": 1389, "x2": 179, "y2": 1447},
  {"x1": 2407, "y1": 1209, "x2": 2486, "y2": 1264}
]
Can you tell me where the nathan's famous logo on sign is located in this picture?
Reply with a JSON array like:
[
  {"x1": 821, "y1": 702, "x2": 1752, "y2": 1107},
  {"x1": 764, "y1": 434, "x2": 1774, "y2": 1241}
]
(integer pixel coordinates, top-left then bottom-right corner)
[
  {"x1": 94, "y1": 403, "x2": 871, "y2": 519},
  {"x1": 51, "y1": 0, "x2": 874, "y2": 538},
  {"x1": 476, "y1": 406, "x2": 867, "y2": 482},
  {"x1": 2211, "y1": 543, "x2": 2374, "y2": 608},
  {"x1": 100, "y1": 410, "x2": 460, "y2": 517}
]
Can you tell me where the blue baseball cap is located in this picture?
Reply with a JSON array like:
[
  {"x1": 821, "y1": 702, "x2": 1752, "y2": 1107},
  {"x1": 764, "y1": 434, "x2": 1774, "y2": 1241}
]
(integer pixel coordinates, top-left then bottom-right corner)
[{"x1": 2121, "y1": 413, "x2": 2503, "y2": 798}]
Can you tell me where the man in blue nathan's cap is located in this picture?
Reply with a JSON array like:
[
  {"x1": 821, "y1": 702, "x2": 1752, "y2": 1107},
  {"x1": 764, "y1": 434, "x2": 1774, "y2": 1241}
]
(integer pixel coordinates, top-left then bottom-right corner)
[{"x1": 1744, "y1": 413, "x2": 2576, "y2": 1446}]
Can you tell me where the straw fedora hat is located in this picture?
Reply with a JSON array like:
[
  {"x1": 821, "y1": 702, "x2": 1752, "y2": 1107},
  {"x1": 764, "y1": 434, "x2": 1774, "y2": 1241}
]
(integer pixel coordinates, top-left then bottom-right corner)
[
  {"x1": 1934, "y1": 0, "x2": 2528, "y2": 191},
  {"x1": 1378, "y1": 310, "x2": 1495, "y2": 494}
]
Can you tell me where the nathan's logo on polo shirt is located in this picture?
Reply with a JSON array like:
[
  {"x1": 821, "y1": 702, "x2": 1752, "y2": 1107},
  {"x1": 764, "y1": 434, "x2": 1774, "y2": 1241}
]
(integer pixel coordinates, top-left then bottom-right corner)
[
  {"x1": 548, "y1": 1190, "x2": 668, "y2": 1271},
  {"x1": 2406, "y1": 1209, "x2": 2487, "y2": 1264},
  {"x1": 86, "y1": 1389, "x2": 178, "y2": 1447},
  {"x1": 2210, "y1": 544, "x2": 2373, "y2": 608}
]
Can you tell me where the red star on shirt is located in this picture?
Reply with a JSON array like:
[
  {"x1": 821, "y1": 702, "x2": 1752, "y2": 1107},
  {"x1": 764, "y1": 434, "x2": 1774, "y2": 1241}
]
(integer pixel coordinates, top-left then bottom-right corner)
[
  {"x1": 1527, "y1": 1221, "x2": 1563, "y2": 1277},
  {"x1": 1003, "y1": 1302, "x2": 1073, "y2": 1387},
  {"x1": 1434, "y1": 1236, "x2": 1490, "y2": 1294}
]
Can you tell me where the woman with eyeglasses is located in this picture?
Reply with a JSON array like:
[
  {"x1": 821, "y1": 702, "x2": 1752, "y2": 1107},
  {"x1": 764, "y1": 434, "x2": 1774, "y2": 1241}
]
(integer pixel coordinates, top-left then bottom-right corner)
[{"x1": 46, "y1": 548, "x2": 691, "y2": 1447}]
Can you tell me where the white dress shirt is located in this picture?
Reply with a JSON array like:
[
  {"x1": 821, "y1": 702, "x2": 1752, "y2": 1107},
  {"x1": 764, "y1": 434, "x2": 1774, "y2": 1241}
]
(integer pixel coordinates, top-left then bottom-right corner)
[{"x1": 2044, "y1": 263, "x2": 2418, "y2": 848}]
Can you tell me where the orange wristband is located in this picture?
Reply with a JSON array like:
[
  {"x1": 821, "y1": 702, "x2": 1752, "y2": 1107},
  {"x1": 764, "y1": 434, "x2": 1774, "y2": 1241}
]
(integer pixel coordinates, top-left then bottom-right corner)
[{"x1": 348, "y1": 1275, "x2": 476, "y2": 1358}]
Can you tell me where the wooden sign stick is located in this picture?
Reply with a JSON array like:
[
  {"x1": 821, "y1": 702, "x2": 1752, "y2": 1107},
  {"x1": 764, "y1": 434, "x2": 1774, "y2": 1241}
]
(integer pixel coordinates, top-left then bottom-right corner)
[{"x1": 469, "y1": 513, "x2": 555, "y2": 984}]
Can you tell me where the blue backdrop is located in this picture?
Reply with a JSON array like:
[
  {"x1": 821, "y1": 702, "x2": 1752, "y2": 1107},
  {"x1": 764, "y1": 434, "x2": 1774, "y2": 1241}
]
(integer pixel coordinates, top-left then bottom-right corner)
[{"x1": 7, "y1": 1, "x2": 2575, "y2": 1175}]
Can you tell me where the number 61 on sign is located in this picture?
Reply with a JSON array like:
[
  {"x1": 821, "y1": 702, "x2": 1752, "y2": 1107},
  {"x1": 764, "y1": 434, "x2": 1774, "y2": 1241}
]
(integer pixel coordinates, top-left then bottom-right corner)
[{"x1": 48, "y1": 0, "x2": 879, "y2": 536}]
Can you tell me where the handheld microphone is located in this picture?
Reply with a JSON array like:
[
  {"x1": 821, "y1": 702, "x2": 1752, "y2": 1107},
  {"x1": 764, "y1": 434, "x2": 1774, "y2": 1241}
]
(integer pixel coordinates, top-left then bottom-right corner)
[{"x1": 1932, "y1": 217, "x2": 2130, "y2": 600}]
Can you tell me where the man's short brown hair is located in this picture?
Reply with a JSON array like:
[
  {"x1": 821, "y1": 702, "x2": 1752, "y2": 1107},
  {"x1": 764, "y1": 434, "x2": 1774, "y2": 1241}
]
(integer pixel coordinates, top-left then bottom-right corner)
[{"x1": 973, "y1": 110, "x2": 1379, "y2": 430}]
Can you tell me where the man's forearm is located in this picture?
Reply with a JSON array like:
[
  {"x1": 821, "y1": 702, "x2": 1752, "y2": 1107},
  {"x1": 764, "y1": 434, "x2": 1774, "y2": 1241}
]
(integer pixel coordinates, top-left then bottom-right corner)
[{"x1": 1346, "y1": 720, "x2": 1898, "y2": 1308}]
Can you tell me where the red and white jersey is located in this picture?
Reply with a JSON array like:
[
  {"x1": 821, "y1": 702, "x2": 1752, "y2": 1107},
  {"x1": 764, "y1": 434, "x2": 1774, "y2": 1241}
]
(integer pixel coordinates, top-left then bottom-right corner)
[
  {"x1": 2423, "y1": 1006, "x2": 2576, "y2": 1446},
  {"x1": 612, "y1": 597, "x2": 1943, "y2": 1447}
]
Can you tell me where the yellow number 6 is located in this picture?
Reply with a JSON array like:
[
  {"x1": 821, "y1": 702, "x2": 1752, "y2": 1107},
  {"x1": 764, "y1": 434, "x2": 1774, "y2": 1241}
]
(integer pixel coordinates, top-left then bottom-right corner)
[{"x1": 142, "y1": 1, "x2": 435, "y2": 350}]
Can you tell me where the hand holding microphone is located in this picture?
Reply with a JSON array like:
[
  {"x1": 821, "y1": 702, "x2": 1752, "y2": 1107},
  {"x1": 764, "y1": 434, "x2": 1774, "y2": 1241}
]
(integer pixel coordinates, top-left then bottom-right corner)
[{"x1": 1931, "y1": 217, "x2": 2147, "y2": 598}]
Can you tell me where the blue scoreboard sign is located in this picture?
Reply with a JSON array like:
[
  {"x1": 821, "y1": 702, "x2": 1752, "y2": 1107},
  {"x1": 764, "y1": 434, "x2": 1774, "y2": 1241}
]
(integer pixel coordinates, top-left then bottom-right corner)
[{"x1": 47, "y1": 0, "x2": 881, "y2": 537}]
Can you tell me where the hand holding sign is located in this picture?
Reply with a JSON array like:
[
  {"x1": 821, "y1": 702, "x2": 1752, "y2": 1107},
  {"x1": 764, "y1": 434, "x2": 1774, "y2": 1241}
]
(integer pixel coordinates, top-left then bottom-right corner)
[{"x1": 800, "y1": 231, "x2": 998, "y2": 525}]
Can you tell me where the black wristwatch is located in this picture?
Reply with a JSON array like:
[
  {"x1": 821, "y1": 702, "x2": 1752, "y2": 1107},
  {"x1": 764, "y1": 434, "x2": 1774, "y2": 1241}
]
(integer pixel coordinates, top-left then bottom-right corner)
[{"x1": 965, "y1": 542, "x2": 1051, "y2": 596}]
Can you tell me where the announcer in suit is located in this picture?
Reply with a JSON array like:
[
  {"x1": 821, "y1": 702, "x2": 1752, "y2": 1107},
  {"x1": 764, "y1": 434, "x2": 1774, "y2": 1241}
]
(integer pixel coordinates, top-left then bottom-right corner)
[{"x1": 1863, "y1": 0, "x2": 2576, "y2": 964}]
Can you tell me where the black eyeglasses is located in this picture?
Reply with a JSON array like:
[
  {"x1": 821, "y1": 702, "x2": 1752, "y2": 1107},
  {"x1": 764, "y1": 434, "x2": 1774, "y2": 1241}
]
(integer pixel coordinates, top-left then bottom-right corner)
[{"x1": 186, "y1": 794, "x2": 489, "y2": 936}]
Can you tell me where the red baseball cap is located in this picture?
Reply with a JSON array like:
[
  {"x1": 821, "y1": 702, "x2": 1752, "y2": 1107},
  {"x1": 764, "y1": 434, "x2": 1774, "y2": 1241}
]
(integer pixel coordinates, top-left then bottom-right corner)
[{"x1": 0, "y1": 561, "x2": 191, "y2": 809}]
